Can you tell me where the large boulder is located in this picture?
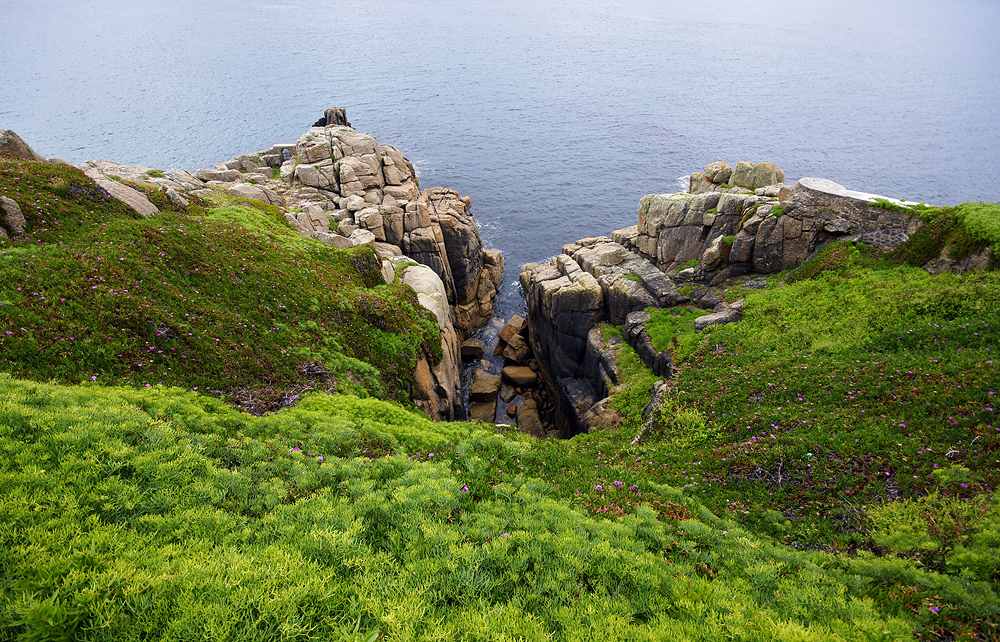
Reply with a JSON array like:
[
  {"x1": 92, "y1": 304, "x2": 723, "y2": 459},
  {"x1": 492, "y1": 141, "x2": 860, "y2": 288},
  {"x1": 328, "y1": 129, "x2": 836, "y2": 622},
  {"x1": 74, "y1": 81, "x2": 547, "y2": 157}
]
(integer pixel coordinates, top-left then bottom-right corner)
[
  {"x1": 470, "y1": 370, "x2": 502, "y2": 402},
  {"x1": 0, "y1": 196, "x2": 26, "y2": 234},
  {"x1": 78, "y1": 162, "x2": 159, "y2": 218},
  {"x1": 313, "y1": 107, "x2": 351, "y2": 128},
  {"x1": 0, "y1": 130, "x2": 46, "y2": 162}
]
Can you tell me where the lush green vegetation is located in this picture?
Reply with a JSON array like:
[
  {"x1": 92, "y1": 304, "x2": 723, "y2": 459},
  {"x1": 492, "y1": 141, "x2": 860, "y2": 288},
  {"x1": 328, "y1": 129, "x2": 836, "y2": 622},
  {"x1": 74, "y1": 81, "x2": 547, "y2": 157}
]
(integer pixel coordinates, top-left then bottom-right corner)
[
  {"x1": 646, "y1": 306, "x2": 708, "y2": 362},
  {"x1": 0, "y1": 376, "x2": 925, "y2": 640},
  {"x1": 0, "y1": 158, "x2": 440, "y2": 410},
  {"x1": 1, "y1": 157, "x2": 999, "y2": 639}
]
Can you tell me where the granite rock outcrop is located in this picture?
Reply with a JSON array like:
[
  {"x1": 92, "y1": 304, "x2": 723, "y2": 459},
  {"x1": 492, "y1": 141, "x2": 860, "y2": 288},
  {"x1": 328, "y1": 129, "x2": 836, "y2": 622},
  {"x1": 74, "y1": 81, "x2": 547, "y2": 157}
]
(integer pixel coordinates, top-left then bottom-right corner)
[
  {"x1": 618, "y1": 162, "x2": 932, "y2": 286},
  {"x1": 47, "y1": 110, "x2": 503, "y2": 422},
  {"x1": 517, "y1": 162, "x2": 979, "y2": 436}
]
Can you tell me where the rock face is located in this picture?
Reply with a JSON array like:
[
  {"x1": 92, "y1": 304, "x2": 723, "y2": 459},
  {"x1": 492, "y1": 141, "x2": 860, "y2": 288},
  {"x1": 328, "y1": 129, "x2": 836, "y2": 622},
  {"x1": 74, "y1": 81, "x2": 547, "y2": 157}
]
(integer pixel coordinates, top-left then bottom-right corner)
[
  {"x1": 520, "y1": 236, "x2": 685, "y2": 435},
  {"x1": 620, "y1": 163, "x2": 928, "y2": 283},
  {"x1": 392, "y1": 259, "x2": 463, "y2": 422},
  {"x1": 0, "y1": 130, "x2": 46, "y2": 162},
  {"x1": 688, "y1": 161, "x2": 784, "y2": 194}
]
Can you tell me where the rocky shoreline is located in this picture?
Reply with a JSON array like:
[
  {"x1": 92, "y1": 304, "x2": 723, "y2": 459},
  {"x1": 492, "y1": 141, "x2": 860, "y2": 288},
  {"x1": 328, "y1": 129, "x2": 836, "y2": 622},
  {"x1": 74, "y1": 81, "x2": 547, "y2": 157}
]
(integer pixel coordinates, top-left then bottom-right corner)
[
  {"x1": 3, "y1": 124, "x2": 992, "y2": 437},
  {"x1": 4, "y1": 111, "x2": 504, "y2": 422},
  {"x1": 514, "y1": 161, "x2": 993, "y2": 437}
]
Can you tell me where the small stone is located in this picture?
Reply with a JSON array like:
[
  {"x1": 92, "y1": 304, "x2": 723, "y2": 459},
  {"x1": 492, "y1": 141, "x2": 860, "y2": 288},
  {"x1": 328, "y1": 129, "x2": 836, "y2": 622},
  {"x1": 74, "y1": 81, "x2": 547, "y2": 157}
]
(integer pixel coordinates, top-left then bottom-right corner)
[{"x1": 499, "y1": 386, "x2": 517, "y2": 404}]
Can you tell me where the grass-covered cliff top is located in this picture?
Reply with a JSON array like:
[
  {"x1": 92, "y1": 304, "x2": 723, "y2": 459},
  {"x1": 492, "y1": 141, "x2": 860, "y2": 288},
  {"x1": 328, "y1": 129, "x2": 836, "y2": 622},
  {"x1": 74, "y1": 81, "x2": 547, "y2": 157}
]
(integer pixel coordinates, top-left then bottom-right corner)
[
  {"x1": 0, "y1": 157, "x2": 440, "y2": 410},
  {"x1": 2, "y1": 156, "x2": 999, "y2": 639}
]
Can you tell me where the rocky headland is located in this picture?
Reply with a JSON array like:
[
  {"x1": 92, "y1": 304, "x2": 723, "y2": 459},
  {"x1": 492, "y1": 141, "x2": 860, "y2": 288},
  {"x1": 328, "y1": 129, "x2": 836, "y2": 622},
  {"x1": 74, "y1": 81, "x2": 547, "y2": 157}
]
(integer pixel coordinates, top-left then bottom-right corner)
[
  {"x1": 516, "y1": 161, "x2": 994, "y2": 437},
  {"x1": 3, "y1": 125, "x2": 993, "y2": 437},
  {"x1": 2, "y1": 110, "x2": 504, "y2": 421}
]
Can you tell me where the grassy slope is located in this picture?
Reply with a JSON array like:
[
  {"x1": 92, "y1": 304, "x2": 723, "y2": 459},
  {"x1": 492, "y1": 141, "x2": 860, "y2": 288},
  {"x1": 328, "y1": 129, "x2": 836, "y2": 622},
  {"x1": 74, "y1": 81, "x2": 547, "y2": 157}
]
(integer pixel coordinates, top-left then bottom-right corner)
[
  {"x1": 1, "y1": 377, "x2": 922, "y2": 640},
  {"x1": 0, "y1": 158, "x2": 440, "y2": 409},
  {"x1": 2, "y1": 158, "x2": 999, "y2": 639}
]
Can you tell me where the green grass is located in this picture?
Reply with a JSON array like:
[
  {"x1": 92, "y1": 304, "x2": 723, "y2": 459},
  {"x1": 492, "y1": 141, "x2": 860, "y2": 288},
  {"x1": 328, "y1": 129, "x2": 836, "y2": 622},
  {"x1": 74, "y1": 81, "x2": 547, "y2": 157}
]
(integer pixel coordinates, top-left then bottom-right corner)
[
  {"x1": 0, "y1": 157, "x2": 440, "y2": 409},
  {"x1": 646, "y1": 306, "x2": 708, "y2": 362},
  {"x1": 955, "y1": 201, "x2": 1000, "y2": 256},
  {"x1": 0, "y1": 376, "x2": 931, "y2": 641},
  {"x1": 491, "y1": 235, "x2": 1000, "y2": 638},
  {"x1": 2, "y1": 157, "x2": 999, "y2": 639}
]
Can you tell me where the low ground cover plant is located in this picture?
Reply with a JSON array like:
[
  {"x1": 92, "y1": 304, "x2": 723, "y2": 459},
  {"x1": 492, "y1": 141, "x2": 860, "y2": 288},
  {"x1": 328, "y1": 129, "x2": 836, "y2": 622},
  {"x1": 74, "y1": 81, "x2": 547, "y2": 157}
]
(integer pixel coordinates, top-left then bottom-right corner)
[
  {"x1": 0, "y1": 158, "x2": 439, "y2": 410},
  {"x1": 1, "y1": 157, "x2": 998, "y2": 638}
]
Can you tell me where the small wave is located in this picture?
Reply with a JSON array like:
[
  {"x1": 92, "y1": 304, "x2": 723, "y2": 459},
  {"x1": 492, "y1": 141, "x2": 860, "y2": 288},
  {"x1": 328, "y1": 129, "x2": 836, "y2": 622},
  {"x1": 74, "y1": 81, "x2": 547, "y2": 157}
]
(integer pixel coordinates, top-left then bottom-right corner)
[{"x1": 677, "y1": 175, "x2": 690, "y2": 193}]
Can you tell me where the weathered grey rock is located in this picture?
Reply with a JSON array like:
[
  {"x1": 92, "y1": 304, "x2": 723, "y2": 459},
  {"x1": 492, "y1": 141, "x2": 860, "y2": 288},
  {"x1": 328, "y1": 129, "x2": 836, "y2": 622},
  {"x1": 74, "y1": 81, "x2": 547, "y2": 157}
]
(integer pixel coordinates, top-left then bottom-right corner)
[
  {"x1": 729, "y1": 162, "x2": 754, "y2": 188},
  {"x1": 226, "y1": 183, "x2": 283, "y2": 206},
  {"x1": 923, "y1": 245, "x2": 993, "y2": 275},
  {"x1": 337, "y1": 220, "x2": 358, "y2": 237},
  {"x1": 728, "y1": 229, "x2": 756, "y2": 263},
  {"x1": 688, "y1": 172, "x2": 714, "y2": 195},
  {"x1": 356, "y1": 207, "x2": 385, "y2": 241},
  {"x1": 279, "y1": 160, "x2": 296, "y2": 184},
  {"x1": 80, "y1": 166, "x2": 159, "y2": 217},
  {"x1": 582, "y1": 327, "x2": 621, "y2": 399},
  {"x1": 399, "y1": 260, "x2": 461, "y2": 421},
  {"x1": 559, "y1": 377, "x2": 599, "y2": 435},
  {"x1": 349, "y1": 228, "x2": 376, "y2": 246},
  {"x1": 313, "y1": 232, "x2": 353, "y2": 249},
  {"x1": 165, "y1": 188, "x2": 189, "y2": 209},
  {"x1": 195, "y1": 168, "x2": 242, "y2": 182},
  {"x1": 454, "y1": 248, "x2": 504, "y2": 335},
  {"x1": 690, "y1": 288, "x2": 722, "y2": 310},
  {"x1": 373, "y1": 242, "x2": 402, "y2": 260},
  {"x1": 398, "y1": 263, "x2": 448, "y2": 329},
  {"x1": 695, "y1": 300, "x2": 744, "y2": 332},
  {"x1": 748, "y1": 163, "x2": 778, "y2": 190},
  {"x1": 0, "y1": 130, "x2": 46, "y2": 162},
  {"x1": 700, "y1": 235, "x2": 727, "y2": 272},
  {"x1": 753, "y1": 214, "x2": 810, "y2": 273},
  {"x1": 704, "y1": 161, "x2": 732, "y2": 183},
  {"x1": 0, "y1": 196, "x2": 26, "y2": 233},
  {"x1": 419, "y1": 188, "x2": 482, "y2": 305},
  {"x1": 313, "y1": 107, "x2": 351, "y2": 128}
]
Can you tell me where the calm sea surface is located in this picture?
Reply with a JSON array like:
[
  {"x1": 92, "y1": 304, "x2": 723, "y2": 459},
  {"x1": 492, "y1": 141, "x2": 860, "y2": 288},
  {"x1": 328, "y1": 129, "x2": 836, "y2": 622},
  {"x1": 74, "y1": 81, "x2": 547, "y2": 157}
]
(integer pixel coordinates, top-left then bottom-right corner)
[{"x1": 2, "y1": 0, "x2": 999, "y2": 317}]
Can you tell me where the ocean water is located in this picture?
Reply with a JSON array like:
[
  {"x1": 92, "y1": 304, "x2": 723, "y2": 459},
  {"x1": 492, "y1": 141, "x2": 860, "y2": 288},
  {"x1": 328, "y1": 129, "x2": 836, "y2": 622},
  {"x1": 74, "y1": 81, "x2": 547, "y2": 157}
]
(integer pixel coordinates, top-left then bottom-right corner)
[{"x1": 2, "y1": 0, "x2": 999, "y2": 319}]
